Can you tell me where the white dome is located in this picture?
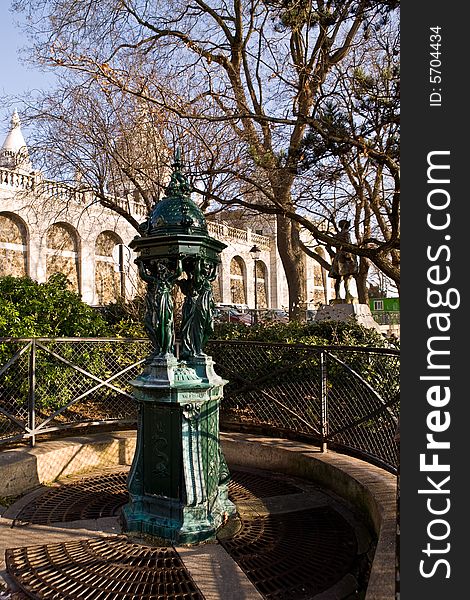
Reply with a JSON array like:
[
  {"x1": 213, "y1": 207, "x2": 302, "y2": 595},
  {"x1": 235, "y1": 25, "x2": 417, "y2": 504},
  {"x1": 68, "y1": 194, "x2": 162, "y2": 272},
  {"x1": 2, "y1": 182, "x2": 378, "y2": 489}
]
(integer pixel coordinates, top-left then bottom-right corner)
[{"x1": 0, "y1": 109, "x2": 32, "y2": 172}]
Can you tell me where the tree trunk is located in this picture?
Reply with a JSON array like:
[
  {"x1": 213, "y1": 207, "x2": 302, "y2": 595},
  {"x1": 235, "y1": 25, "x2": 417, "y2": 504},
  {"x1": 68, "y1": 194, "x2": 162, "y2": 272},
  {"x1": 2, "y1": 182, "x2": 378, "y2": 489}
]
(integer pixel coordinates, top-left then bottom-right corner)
[
  {"x1": 276, "y1": 214, "x2": 307, "y2": 321},
  {"x1": 355, "y1": 257, "x2": 370, "y2": 304}
]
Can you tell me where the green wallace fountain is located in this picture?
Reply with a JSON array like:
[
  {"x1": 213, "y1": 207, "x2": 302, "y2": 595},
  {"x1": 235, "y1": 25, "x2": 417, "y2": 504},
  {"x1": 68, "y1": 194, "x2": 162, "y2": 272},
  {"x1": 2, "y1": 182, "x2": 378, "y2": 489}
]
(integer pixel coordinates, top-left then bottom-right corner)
[{"x1": 121, "y1": 151, "x2": 236, "y2": 544}]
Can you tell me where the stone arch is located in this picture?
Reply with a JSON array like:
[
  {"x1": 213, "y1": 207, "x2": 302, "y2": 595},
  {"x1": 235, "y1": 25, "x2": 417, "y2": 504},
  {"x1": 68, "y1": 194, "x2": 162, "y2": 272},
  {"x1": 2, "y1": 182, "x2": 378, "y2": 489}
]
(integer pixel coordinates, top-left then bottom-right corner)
[
  {"x1": 230, "y1": 255, "x2": 247, "y2": 304},
  {"x1": 255, "y1": 259, "x2": 269, "y2": 309},
  {"x1": 0, "y1": 212, "x2": 28, "y2": 277},
  {"x1": 46, "y1": 222, "x2": 80, "y2": 292},
  {"x1": 94, "y1": 230, "x2": 125, "y2": 305}
]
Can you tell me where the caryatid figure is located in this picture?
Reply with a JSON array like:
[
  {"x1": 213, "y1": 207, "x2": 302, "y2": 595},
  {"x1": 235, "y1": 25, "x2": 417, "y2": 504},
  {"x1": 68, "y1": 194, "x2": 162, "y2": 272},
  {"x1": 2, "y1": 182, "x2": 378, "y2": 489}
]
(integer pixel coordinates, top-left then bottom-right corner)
[{"x1": 138, "y1": 258, "x2": 182, "y2": 357}]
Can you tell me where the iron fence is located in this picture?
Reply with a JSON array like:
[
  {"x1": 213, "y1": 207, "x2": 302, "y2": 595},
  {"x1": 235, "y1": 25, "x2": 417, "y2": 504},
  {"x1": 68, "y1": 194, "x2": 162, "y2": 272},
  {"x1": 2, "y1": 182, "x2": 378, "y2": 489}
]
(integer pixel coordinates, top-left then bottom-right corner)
[
  {"x1": 0, "y1": 338, "x2": 399, "y2": 472},
  {"x1": 0, "y1": 338, "x2": 151, "y2": 445},
  {"x1": 206, "y1": 341, "x2": 399, "y2": 472}
]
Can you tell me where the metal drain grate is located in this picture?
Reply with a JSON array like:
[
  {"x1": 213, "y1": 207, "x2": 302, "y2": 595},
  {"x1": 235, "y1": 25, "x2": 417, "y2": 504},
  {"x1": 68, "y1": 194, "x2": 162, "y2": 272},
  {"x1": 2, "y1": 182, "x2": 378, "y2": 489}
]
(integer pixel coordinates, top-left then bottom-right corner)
[
  {"x1": 13, "y1": 467, "x2": 300, "y2": 526},
  {"x1": 219, "y1": 507, "x2": 358, "y2": 599},
  {"x1": 14, "y1": 468, "x2": 129, "y2": 526},
  {"x1": 7, "y1": 467, "x2": 373, "y2": 599},
  {"x1": 227, "y1": 470, "x2": 302, "y2": 503},
  {"x1": 5, "y1": 536, "x2": 204, "y2": 600}
]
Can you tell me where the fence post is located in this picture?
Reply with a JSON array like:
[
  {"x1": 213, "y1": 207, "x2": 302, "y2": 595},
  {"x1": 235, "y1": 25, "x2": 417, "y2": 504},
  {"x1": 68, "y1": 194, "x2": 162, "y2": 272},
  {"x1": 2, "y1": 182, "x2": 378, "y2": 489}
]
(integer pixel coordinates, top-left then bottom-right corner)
[
  {"x1": 320, "y1": 350, "x2": 328, "y2": 453},
  {"x1": 28, "y1": 339, "x2": 36, "y2": 447}
]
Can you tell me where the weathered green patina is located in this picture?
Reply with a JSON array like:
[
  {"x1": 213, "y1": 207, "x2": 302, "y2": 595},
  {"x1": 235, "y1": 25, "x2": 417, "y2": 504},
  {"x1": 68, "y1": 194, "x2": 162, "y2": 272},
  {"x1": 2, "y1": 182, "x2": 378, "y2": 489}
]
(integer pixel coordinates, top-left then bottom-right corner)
[{"x1": 121, "y1": 151, "x2": 236, "y2": 544}]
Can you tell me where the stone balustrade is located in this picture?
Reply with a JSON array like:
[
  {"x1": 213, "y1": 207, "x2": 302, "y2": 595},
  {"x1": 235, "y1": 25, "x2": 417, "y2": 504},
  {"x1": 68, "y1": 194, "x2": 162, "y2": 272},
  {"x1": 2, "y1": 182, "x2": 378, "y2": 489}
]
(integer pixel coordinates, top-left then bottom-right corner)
[
  {"x1": 0, "y1": 167, "x2": 149, "y2": 218},
  {"x1": 0, "y1": 167, "x2": 36, "y2": 190},
  {"x1": 0, "y1": 166, "x2": 271, "y2": 250},
  {"x1": 207, "y1": 220, "x2": 271, "y2": 250}
]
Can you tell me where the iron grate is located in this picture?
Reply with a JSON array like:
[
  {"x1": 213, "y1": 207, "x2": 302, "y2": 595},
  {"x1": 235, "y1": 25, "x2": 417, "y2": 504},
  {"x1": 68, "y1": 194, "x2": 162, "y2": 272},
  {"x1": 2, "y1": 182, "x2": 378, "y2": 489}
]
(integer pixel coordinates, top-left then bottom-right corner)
[
  {"x1": 13, "y1": 468, "x2": 129, "y2": 526},
  {"x1": 226, "y1": 469, "x2": 303, "y2": 503},
  {"x1": 13, "y1": 467, "x2": 302, "y2": 526},
  {"x1": 219, "y1": 507, "x2": 359, "y2": 599},
  {"x1": 5, "y1": 536, "x2": 204, "y2": 600},
  {"x1": 8, "y1": 466, "x2": 374, "y2": 599}
]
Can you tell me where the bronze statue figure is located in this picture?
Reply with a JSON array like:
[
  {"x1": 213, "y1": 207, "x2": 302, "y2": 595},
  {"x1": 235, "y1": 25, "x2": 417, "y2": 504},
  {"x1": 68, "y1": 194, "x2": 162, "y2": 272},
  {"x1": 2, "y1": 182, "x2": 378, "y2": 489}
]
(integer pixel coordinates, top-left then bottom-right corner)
[
  {"x1": 179, "y1": 259, "x2": 199, "y2": 359},
  {"x1": 138, "y1": 258, "x2": 182, "y2": 357},
  {"x1": 329, "y1": 220, "x2": 358, "y2": 302},
  {"x1": 179, "y1": 257, "x2": 218, "y2": 358},
  {"x1": 193, "y1": 259, "x2": 218, "y2": 355}
]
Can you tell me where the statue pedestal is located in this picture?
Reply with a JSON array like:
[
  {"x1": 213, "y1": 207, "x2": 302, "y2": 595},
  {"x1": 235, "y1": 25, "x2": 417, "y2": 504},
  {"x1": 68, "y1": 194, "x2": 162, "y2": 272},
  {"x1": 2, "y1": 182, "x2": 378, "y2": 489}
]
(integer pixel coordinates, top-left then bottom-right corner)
[
  {"x1": 314, "y1": 302, "x2": 382, "y2": 333},
  {"x1": 121, "y1": 357, "x2": 236, "y2": 545}
]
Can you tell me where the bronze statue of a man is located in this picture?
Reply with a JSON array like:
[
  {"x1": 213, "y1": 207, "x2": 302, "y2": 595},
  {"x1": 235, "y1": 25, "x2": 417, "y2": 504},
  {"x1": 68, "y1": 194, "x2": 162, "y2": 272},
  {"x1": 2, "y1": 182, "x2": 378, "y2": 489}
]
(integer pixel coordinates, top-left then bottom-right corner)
[{"x1": 329, "y1": 220, "x2": 358, "y2": 302}]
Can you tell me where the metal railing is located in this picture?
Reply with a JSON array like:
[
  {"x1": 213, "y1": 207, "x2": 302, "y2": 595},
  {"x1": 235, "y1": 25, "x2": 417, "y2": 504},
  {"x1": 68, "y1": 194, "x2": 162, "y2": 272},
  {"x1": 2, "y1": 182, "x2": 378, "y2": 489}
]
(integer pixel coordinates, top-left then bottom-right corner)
[
  {"x1": 0, "y1": 338, "x2": 399, "y2": 472},
  {"x1": 0, "y1": 338, "x2": 150, "y2": 445},
  {"x1": 207, "y1": 341, "x2": 399, "y2": 472}
]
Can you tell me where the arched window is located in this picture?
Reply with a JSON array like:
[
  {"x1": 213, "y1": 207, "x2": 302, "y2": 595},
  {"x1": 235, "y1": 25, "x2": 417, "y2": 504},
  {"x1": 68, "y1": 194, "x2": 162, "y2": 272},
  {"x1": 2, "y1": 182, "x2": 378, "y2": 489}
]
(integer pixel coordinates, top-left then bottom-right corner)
[
  {"x1": 46, "y1": 223, "x2": 80, "y2": 292},
  {"x1": 255, "y1": 260, "x2": 268, "y2": 308},
  {"x1": 0, "y1": 212, "x2": 28, "y2": 277},
  {"x1": 230, "y1": 256, "x2": 246, "y2": 304},
  {"x1": 95, "y1": 231, "x2": 124, "y2": 305}
]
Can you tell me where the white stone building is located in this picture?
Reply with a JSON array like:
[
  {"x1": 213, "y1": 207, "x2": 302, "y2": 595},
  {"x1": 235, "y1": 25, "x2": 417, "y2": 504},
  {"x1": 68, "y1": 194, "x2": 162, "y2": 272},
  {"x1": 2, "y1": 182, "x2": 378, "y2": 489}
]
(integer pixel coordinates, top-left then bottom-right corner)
[{"x1": 0, "y1": 111, "x2": 331, "y2": 310}]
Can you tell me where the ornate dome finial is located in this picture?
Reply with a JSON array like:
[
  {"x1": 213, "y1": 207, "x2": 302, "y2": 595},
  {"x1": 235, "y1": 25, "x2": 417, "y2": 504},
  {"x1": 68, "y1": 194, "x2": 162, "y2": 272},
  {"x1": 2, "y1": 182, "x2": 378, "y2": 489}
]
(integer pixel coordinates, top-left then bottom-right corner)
[
  {"x1": 11, "y1": 109, "x2": 21, "y2": 129},
  {"x1": 164, "y1": 147, "x2": 191, "y2": 199},
  {"x1": 173, "y1": 146, "x2": 182, "y2": 169},
  {"x1": 140, "y1": 145, "x2": 207, "y2": 237}
]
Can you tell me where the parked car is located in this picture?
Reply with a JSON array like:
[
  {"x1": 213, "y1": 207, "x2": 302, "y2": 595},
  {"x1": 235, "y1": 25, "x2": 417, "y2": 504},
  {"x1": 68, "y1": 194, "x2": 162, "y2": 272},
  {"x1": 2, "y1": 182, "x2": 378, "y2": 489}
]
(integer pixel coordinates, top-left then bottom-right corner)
[
  {"x1": 215, "y1": 302, "x2": 249, "y2": 313},
  {"x1": 258, "y1": 309, "x2": 289, "y2": 324},
  {"x1": 229, "y1": 310, "x2": 253, "y2": 325},
  {"x1": 214, "y1": 306, "x2": 253, "y2": 325}
]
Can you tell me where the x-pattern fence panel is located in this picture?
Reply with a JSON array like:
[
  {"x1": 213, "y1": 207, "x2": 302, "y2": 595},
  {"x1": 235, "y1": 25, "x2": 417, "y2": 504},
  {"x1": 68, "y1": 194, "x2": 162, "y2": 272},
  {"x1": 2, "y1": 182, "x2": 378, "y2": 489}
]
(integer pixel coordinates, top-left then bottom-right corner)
[
  {"x1": 0, "y1": 338, "x2": 399, "y2": 471},
  {"x1": 0, "y1": 340, "x2": 32, "y2": 441},
  {"x1": 206, "y1": 341, "x2": 400, "y2": 471},
  {"x1": 206, "y1": 342, "x2": 323, "y2": 437},
  {"x1": 321, "y1": 348, "x2": 399, "y2": 469},
  {"x1": 0, "y1": 338, "x2": 150, "y2": 444}
]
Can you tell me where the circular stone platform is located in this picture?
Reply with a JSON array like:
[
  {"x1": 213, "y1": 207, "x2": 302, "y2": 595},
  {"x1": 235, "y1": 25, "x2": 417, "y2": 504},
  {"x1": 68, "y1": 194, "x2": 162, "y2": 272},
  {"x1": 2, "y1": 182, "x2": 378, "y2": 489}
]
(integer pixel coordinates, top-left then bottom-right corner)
[{"x1": 2, "y1": 465, "x2": 375, "y2": 600}]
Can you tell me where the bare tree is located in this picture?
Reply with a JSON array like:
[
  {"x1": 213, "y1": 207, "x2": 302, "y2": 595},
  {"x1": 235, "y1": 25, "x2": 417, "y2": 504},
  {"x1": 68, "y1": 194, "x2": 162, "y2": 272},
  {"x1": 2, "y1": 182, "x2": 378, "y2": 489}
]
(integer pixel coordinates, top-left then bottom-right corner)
[
  {"x1": 297, "y1": 21, "x2": 400, "y2": 301},
  {"x1": 17, "y1": 77, "x2": 174, "y2": 230},
  {"x1": 14, "y1": 0, "x2": 400, "y2": 318}
]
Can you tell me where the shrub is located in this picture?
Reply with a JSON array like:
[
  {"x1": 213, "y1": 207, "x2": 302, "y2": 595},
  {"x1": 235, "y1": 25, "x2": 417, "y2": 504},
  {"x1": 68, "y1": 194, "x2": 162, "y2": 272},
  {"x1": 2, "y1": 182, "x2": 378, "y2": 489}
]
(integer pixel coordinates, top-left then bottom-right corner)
[
  {"x1": 0, "y1": 274, "x2": 110, "y2": 338},
  {"x1": 98, "y1": 296, "x2": 146, "y2": 338},
  {"x1": 213, "y1": 318, "x2": 395, "y2": 348},
  {"x1": 0, "y1": 275, "x2": 112, "y2": 411}
]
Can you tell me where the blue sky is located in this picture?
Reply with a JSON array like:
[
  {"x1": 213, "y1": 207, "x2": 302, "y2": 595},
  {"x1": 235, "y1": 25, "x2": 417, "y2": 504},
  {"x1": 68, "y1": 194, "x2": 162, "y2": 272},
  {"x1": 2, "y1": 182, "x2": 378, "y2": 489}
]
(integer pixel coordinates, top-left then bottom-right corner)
[{"x1": 0, "y1": 3, "x2": 56, "y2": 137}]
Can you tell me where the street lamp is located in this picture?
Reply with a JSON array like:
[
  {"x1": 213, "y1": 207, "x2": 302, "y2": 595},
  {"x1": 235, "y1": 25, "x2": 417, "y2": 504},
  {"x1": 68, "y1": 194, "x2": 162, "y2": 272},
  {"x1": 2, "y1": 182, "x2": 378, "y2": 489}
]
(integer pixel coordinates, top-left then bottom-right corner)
[
  {"x1": 250, "y1": 244, "x2": 261, "y2": 324},
  {"x1": 230, "y1": 285, "x2": 237, "y2": 322}
]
